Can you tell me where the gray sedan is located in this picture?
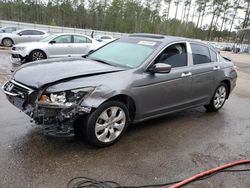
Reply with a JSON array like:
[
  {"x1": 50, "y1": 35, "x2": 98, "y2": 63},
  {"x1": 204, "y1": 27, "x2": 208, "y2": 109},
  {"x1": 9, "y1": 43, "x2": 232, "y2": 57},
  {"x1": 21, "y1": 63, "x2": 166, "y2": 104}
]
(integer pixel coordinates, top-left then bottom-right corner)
[{"x1": 2, "y1": 34, "x2": 237, "y2": 147}]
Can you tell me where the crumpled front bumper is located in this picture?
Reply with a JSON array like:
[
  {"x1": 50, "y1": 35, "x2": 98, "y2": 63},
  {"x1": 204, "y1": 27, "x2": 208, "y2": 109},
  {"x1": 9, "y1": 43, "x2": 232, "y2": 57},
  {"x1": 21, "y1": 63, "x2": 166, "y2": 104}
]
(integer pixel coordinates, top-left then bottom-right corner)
[{"x1": 1, "y1": 80, "x2": 91, "y2": 138}]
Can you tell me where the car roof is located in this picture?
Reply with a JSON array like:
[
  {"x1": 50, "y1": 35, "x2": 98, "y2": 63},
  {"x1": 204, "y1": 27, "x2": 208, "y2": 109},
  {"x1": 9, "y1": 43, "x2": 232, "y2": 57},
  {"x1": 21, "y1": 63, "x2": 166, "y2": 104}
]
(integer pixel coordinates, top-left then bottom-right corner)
[
  {"x1": 128, "y1": 33, "x2": 207, "y2": 45},
  {"x1": 51, "y1": 33, "x2": 92, "y2": 38},
  {"x1": 14, "y1": 28, "x2": 47, "y2": 33}
]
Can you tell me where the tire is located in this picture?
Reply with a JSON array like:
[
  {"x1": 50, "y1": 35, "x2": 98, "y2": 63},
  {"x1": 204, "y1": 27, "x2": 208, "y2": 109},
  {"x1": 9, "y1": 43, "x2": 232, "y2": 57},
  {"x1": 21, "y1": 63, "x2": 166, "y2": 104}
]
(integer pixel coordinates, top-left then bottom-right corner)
[
  {"x1": 2, "y1": 38, "x2": 13, "y2": 47},
  {"x1": 81, "y1": 100, "x2": 129, "y2": 147},
  {"x1": 205, "y1": 83, "x2": 228, "y2": 112},
  {"x1": 29, "y1": 50, "x2": 46, "y2": 62}
]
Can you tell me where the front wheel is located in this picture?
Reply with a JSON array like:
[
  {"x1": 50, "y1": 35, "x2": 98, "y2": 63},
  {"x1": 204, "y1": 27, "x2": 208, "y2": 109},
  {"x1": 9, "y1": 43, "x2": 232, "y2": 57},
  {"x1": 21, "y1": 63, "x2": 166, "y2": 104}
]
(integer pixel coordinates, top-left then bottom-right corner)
[
  {"x1": 29, "y1": 50, "x2": 46, "y2": 62},
  {"x1": 205, "y1": 83, "x2": 228, "y2": 112},
  {"x1": 82, "y1": 101, "x2": 129, "y2": 147}
]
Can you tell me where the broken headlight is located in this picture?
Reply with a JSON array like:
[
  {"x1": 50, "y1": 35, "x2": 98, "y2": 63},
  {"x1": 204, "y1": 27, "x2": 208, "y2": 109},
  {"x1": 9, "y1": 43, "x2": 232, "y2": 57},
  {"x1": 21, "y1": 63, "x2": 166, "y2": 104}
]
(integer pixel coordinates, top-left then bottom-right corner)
[{"x1": 38, "y1": 87, "x2": 95, "y2": 108}]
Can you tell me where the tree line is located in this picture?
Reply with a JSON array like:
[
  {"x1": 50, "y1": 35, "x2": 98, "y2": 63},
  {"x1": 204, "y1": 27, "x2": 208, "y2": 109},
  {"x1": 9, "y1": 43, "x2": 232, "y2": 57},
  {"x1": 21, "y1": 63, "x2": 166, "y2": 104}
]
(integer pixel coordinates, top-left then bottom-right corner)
[{"x1": 0, "y1": 0, "x2": 250, "y2": 41}]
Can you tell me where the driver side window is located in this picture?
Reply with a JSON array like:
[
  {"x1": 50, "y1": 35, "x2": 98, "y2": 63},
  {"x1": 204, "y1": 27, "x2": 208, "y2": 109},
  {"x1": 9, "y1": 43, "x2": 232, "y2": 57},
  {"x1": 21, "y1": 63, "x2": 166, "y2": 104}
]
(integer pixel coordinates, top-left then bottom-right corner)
[{"x1": 154, "y1": 43, "x2": 187, "y2": 68}]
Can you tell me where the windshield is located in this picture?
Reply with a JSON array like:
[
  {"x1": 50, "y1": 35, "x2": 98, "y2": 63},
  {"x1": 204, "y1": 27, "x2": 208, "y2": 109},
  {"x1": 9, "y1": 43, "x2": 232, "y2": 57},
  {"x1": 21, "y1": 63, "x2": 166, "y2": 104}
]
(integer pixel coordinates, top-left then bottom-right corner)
[
  {"x1": 88, "y1": 38, "x2": 160, "y2": 68},
  {"x1": 40, "y1": 34, "x2": 58, "y2": 42}
]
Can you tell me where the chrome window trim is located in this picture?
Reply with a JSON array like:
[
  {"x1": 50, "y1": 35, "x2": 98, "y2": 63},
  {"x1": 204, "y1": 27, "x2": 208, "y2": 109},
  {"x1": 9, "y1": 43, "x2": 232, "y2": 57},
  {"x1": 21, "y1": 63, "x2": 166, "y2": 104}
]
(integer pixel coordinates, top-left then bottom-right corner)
[{"x1": 189, "y1": 41, "x2": 216, "y2": 66}]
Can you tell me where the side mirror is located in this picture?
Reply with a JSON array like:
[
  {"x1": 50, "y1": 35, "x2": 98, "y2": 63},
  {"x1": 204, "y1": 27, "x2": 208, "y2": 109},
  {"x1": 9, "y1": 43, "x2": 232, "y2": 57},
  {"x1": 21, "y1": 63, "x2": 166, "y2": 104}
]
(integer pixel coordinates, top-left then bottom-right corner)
[
  {"x1": 18, "y1": 33, "x2": 22, "y2": 36},
  {"x1": 49, "y1": 40, "x2": 56, "y2": 44},
  {"x1": 149, "y1": 63, "x2": 171, "y2": 74}
]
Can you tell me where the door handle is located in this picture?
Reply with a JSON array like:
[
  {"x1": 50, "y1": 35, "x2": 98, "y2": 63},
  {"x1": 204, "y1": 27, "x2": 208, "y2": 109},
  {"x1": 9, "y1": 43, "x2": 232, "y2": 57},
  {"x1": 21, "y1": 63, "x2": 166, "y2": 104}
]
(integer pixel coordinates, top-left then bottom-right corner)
[
  {"x1": 181, "y1": 72, "x2": 192, "y2": 77},
  {"x1": 213, "y1": 66, "x2": 220, "y2": 71}
]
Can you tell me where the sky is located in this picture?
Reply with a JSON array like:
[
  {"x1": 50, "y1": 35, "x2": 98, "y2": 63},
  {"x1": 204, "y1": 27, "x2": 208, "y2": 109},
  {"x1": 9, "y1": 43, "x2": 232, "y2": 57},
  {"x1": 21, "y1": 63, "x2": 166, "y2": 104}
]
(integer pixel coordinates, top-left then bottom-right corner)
[{"x1": 166, "y1": 0, "x2": 246, "y2": 31}]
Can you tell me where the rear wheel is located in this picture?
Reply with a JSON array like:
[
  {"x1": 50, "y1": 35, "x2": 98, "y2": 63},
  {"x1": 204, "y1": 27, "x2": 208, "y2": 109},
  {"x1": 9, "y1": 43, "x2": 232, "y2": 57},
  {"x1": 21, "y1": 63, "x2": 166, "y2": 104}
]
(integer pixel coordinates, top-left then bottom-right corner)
[
  {"x1": 82, "y1": 101, "x2": 129, "y2": 147},
  {"x1": 2, "y1": 38, "x2": 13, "y2": 47},
  {"x1": 29, "y1": 50, "x2": 46, "y2": 62},
  {"x1": 205, "y1": 83, "x2": 228, "y2": 112}
]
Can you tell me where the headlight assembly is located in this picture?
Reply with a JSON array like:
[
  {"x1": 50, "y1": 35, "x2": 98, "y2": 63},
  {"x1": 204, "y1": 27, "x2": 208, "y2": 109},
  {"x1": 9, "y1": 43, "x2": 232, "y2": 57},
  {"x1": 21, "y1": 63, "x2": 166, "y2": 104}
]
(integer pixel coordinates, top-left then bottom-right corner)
[
  {"x1": 38, "y1": 87, "x2": 95, "y2": 108},
  {"x1": 14, "y1": 47, "x2": 26, "y2": 51}
]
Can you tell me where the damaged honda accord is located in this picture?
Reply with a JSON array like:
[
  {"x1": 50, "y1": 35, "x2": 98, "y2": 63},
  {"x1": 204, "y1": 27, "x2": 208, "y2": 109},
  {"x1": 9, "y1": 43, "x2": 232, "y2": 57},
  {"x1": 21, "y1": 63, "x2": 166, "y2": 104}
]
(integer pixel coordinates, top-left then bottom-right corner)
[{"x1": 2, "y1": 33, "x2": 237, "y2": 147}]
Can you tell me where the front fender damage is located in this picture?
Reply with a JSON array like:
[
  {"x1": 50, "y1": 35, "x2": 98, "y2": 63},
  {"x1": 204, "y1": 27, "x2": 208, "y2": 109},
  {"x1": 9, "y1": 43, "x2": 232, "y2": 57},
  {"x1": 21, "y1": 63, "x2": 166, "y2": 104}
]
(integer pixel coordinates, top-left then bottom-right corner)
[{"x1": 33, "y1": 85, "x2": 116, "y2": 138}]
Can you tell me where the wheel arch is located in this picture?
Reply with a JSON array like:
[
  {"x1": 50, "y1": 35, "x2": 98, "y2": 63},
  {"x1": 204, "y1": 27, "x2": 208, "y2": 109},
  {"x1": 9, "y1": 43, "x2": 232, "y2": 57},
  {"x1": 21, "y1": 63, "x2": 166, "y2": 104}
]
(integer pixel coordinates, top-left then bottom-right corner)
[
  {"x1": 105, "y1": 94, "x2": 136, "y2": 122},
  {"x1": 1, "y1": 37, "x2": 14, "y2": 46},
  {"x1": 220, "y1": 79, "x2": 231, "y2": 99},
  {"x1": 29, "y1": 49, "x2": 47, "y2": 59}
]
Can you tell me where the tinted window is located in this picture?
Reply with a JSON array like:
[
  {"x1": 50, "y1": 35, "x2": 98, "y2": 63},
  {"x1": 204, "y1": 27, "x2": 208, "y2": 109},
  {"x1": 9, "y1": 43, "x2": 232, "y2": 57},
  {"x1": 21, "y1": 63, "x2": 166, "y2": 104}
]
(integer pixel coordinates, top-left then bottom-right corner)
[
  {"x1": 155, "y1": 43, "x2": 187, "y2": 68},
  {"x1": 210, "y1": 49, "x2": 217, "y2": 62},
  {"x1": 53, "y1": 35, "x2": 72, "y2": 43},
  {"x1": 19, "y1": 30, "x2": 33, "y2": 35},
  {"x1": 74, "y1": 35, "x2": 92, "y2": 43},
  {"x1": 31, "y1": 30, "x2": 44, "y2": 35},
  {"x1": 191, "y1": 43, "x2": 211, "y2": 65},
  {"x1": 101, "y1": 36, "x2": 112, "y2": 39}
]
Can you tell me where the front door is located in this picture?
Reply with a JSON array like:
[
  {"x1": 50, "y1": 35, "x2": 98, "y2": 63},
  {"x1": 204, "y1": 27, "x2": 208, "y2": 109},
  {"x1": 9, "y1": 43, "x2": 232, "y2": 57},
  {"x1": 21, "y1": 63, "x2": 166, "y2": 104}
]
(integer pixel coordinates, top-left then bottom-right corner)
[{"x1": 133, "y1": 42, "x2": 193, "y2": 120}]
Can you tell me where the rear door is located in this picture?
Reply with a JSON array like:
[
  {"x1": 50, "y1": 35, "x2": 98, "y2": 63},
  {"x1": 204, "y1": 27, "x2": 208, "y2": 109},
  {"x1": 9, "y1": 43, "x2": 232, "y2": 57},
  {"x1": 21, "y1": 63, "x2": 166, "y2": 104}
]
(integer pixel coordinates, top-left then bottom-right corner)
[
  {"x1": 72, "y1": 35, "x2": 93, "y2": 56},
  {"x1": 188, "y1": 43, "x2": 216, "y2": 105},
  {"x1": 47, "y1": 35, "x2": 73, "y2": 58}
]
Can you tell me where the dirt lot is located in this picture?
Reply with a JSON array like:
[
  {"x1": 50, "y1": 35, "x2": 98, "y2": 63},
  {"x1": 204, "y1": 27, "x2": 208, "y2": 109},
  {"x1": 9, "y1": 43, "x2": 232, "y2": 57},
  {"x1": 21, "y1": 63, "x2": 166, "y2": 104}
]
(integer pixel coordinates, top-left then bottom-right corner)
[{"x1": 0, "y1": 50, "x2": 250, "y2": 188}]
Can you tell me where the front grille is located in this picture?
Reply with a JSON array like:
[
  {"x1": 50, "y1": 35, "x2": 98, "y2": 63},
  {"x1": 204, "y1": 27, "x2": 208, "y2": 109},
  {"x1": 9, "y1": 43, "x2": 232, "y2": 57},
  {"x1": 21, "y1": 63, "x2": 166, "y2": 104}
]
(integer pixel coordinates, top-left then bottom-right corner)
[
  {"x1": 2, "y1": 80, "x2": 34, "y2": 99},
  {"x1": 12, "y1": 54, "x2": 20, "y2": 58}
]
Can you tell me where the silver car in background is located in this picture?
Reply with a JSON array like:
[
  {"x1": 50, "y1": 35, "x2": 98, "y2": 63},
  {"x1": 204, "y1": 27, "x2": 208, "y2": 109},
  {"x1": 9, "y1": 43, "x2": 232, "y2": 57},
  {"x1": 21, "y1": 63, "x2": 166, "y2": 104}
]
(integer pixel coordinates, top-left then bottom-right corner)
[
  {"x1": 95, "y1": 35, "x2": 115, "y2": 43},
  {"x1": 0, "y1": 29, "x2": 48, "y2": 47},
  {"x1": 0, "y1": 26, "x2": 17, "y2": 33},
  {"x1": 11, "y1": 33, "x2": 104, "y2": 62}
]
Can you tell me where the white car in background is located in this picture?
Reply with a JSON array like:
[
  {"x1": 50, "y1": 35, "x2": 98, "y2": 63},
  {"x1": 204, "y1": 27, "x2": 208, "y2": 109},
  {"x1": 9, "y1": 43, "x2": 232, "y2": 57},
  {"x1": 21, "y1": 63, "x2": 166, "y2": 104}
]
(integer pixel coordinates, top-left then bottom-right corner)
[
  {"x1": 11, "y1": 33, "x2": 104, "y2": 63},
  {"x1": 0, "y1": 29, "x2": 48, "y2": 47},
  {"x1": 0, "y1": 27, "x2": 18, "y2": 33},
  {"x1": 94, "y1": 35, "x2": 115, "y2": 43}
]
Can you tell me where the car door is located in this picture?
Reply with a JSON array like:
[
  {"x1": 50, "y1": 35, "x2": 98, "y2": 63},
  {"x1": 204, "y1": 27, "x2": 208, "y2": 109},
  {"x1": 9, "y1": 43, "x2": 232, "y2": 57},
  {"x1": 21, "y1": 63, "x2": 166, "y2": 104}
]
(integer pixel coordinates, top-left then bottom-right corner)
[
  {"x1": 29, "y1": 30, "x2": 46, "y2": 41},
  {"x1": 188, "y1": 43, "x2": 216, "y2": 105},
  {"x1": 134, "y1": 42, "x2": 193, "y2": 119},
  {"x1": 47, "y1": 35, "x2": 73, "y2": 58},
  {"x1": 72, "y1": 35, "x2": 93, "y2": 56},
  {"x1": 15, "y1": 30, "x2": 32, "y2": 43}
]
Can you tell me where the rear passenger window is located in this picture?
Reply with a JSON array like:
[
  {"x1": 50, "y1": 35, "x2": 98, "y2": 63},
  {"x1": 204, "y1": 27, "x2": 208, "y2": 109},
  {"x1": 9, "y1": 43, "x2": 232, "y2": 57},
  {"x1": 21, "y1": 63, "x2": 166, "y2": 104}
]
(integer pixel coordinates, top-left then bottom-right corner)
[
  {"x1": 154, "y1": 43, "x2": 187, "y2": 68},
  {"x1": 210, "y1": 49, "x2": 217, "y2": 62},
  {"x1": 191, "y1": 43, "x2": 211, "y2": 65},
  {"x1": 74, "y1": 35, "x2": 92, "y2": 43}
]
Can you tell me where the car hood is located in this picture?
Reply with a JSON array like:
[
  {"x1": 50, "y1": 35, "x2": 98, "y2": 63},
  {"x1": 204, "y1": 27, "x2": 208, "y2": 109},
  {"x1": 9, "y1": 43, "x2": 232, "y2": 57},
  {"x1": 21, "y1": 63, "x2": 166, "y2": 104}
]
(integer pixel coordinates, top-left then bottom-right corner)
[{"x1": 13, "y1": 57, "x2": 125, "y2": 88}]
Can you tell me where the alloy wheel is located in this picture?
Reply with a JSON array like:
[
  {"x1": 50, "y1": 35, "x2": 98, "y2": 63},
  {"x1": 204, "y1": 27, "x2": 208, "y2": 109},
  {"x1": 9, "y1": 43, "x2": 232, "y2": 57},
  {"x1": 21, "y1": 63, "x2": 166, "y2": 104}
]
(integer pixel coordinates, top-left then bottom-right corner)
[
  {"x1": 213, "y1": 85, "x2": 227, "y2": 109},
  {"x1": 95, "y1": 106, "x2": 126, "y2": 143},
  {"x1": 31, "y1": 51, "x2": 45, "y2": 61},
  {"x1": 2, "y1": 38, "x2": 13, "y2": 47}
]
